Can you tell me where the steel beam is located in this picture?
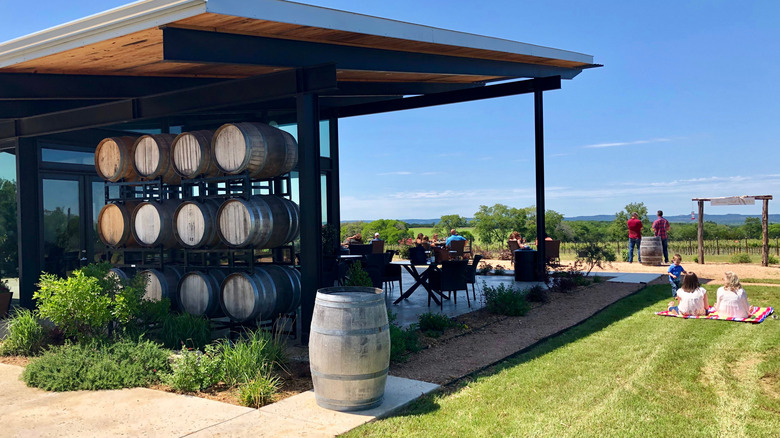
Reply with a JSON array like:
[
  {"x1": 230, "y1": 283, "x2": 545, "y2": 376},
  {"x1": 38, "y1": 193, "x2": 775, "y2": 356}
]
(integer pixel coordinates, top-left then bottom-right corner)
[
  {"x1": 162, "y1": 27, "x2": 583, "y2": 79},
  {"x1": 534, "y1": 89, "x2": 546, "y2": 277},
  {"x1": 15, "y1": 137, "x2": 40, "y2": 309}
]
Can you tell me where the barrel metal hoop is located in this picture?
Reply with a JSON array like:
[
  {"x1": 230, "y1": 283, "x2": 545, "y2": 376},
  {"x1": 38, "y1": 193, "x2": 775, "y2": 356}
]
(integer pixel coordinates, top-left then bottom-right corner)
[
  {"x1": 310, "y1": 367, "x2": 389, "y2": 381},
  {"x1": 310, "y1": 324, "x2": 389, "y2": 336},
  {"x1": 314, "y1": 299, "x2": 384, "y2": 309}
]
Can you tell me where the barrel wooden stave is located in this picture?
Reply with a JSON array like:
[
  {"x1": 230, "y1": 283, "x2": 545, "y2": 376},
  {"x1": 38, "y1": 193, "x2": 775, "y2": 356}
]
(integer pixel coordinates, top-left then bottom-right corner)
[
  {"x1": 97, "y1": 201, "x2": 140, "y2": 247},
  {"x1": 278, "y1": 129, "x2": 299, "y2": 175},
  {"x1": 171, "y1": 130, "x2": 219, "y2": 179},
  {"x1": 173, "y1": 198, "x2": 222, "y2": 248},
  {"x1": 212, "y1": 122, "x2": 296, "y2": 179},
  {"x1": 263, "y1": 264, "x2": 301, "y2": 315},
  {"x1": 216, "y1": 195, "x2": 299, "y2": 249},
  {"x1": 220, "y1": 265, "x2": 299, "y2": 322},
  {"x1": 178, "y1": 269, "x2": 226, "y2": 317},
  {"x1": 309, "y1": 287, "x2": 390, "y2": 412},
  {"x1": 132, "y1": 134, "x2": 180, "y2": 184},
  {"x1": 140, "y1": 267, "x2": 182, "y2": 309},
  {"x1": 132, "y1": 200, "x2": 178, "y2": 248},
  {"x1": 640, "y1": 236, "x2": 664, "y2": 266},
  {"x1": 95, "y1": 136, "x2": 139, "y2": 182}
]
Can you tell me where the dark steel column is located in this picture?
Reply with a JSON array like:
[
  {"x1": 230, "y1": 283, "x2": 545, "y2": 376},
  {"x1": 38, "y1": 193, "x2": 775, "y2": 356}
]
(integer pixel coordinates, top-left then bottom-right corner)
[
  {"x1": 534, "y1": 89, "x2": 546, "y2": 276},
  {"x1": 297, "y1": 93, "x2": 322, "y2": 345},
  {"x1": 15, "y1": 138, "x2": 40, "y2": 309},
  {"x1": 327, "y1": 117, "x2": 341, "y2": 228}
]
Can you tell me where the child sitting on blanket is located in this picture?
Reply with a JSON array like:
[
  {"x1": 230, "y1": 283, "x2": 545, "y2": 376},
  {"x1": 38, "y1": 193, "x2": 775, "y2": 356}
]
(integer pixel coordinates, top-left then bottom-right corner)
[
  {"x1": 714, "y1": 271, "x2": 754, "y2": 319},
  {"x1": 668, "y1": 272, "x2": 709, "y2": 316},
  {"x1": 667, "y1": 254, "x2": 687, "y2": 297}
]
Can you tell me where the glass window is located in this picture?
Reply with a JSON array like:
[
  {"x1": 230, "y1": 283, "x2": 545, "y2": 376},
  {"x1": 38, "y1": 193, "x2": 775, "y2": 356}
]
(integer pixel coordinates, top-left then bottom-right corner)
[
  {"x1": 42, "y1": 179, "x2": 81, "y2": 277},
  {"x1": 0, "y1": 152, "x2": 18, "y2": 278},
  {"x1": 41, "y1": 148, "x2": 94, "y2": 165},
  {"x1": 277, "y1": 120, "x2": 330, "y2": 158}
]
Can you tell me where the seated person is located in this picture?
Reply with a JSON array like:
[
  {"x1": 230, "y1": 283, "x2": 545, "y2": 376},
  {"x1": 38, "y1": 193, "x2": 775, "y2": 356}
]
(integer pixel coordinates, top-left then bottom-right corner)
[
  {"x1": 668, "y1": 272, "x2": 708, "y2": 316},
  {"x1": 714, "y1": 271, "x2": 753, "y2": 318},
  {"x1": 445, "y1": 229, "x2": 467, "y2": 248},
  {"x1": 414, "y1": 233, "x2": 424, "y2": 246},
  {"x1": 422, "y1": 235, "x2": 432, "y2": 250},
  {"x1": 508, "y1": 231, "x2": 530, "y2": 249},
  {"x1": 371, "y1": 232, "x2": 382, "y2": 242},
  {"x1": 343, "y1": 233, "x2": 363, "y2": 246},
  {"x1": 431, "y1": 233, "x2": 444, "y2": 246}
]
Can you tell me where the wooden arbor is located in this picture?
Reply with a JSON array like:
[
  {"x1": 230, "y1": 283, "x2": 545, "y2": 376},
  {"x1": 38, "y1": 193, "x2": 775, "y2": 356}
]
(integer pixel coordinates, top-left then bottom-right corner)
[{"x1": 691, "y1": 195, "x2": 773, "y2": 266}]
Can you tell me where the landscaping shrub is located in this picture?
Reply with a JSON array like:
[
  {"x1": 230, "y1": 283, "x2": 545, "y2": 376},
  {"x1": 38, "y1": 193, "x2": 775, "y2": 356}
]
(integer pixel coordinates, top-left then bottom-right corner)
[
  {"x1": 388, "y1": 311, "x2": 420, "y2": 362},
  {"x1": 154, "y1": 312, "x2": 212, "y2": 350},
  {"x1": 162, "y1": 344, "x2": 222, "y2": 392},
  {"x1": 23, "y1": 338, "x2": 170, "y2": 391},
  {"x1": 477, "y1": 262, "x2": 493, "y2": 275},
  {"x1": 576, "y1": 242, "x2": 615, "y2": 275},
  {"x1": 0, "y1": 308, "x2": 49, "y2": 356},
  {"x1": 418, "y1": 312, "x2": 455, "y2": 338},
  {"x1": 344, "y1": 262, "x2": 374, "y2": 287},
  {"x1": 552, "y1": 276, "x2": 578, "y2": 293},
  {"x1": 493, "y1": 265, "x2": 506, "y2": 275},
  {"x1": 524, "y1": 284, "x2": 549, "y2": 303},
  {"x1": 620, "y1": 248, "x2": 629, "y2": 262},
  {"x1": 218, "y1": 329, "x2": 288, "y2": 387},
  {"x1": 238, "y1": 369, "x2": 281, "y2": 408},
  {"x1": 730, "y1": 253, "x2": 752, "y2": 264},
  {"x1": 482, "y1": 282, "x2": 530, "y2": 316},
  {"x1": 768, "y1": 255, "x2": 779, "y2": 264}
]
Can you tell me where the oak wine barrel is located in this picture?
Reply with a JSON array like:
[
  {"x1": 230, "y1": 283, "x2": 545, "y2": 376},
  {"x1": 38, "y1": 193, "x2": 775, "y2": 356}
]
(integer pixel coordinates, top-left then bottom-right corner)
[
  {"x1": 216, "y1": 195, "x2": 300, "y2": 249},
  {"x1": 131, "y1": 200, "x2": 178, "y2": 248},
  {"x1": 177, "y1": 269, "x2": 226, "y2": 317},
  {"x1": 97, "y1": 201, "x2": 140, "y2": 247},
  {"x1": 220, "y1": 265, "x2": 301, "y2": 322},
  {"x1": 309, "y1": 287, "x2": 390, "y2": 412},
  {"x1": 640, "y1": 236, "x2": 664, "y2": 266},
  {"x1": 171, "y1": 130, "x2": 219, "y2": 179},
  {"x1": 212, "y1": 122, "x2": 298, "y2": 179},
  {"x1": 95, "y1": 136, "x2": 139, "y2": 182},
  {"x1": 140, "y1": 266, "x2": 182, "y2": 309},
  {"x1": 132, "y1": 134, "x2": 179, "y2": 184},
  {"x1": 107, "y1": 267, "x2": 132, "y2": 283},
  {"x1": 173, "y1": 198, "x2": 222, "y2": 248}
]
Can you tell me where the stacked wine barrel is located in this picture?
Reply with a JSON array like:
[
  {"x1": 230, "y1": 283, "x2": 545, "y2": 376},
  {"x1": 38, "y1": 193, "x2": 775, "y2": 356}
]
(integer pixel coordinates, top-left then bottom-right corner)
[{"x1": 95, "y1": 122, "x2": 302, "y2": 322}]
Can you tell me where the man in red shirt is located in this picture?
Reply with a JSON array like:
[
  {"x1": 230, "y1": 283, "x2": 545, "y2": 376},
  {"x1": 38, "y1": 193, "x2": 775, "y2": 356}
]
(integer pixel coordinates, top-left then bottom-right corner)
[
  {"x1": 652, "y1": 210, "x2": 671, "y2": 263},
  {"x1": 627, "y1": 212, "x2": 643, "y2": 263}
]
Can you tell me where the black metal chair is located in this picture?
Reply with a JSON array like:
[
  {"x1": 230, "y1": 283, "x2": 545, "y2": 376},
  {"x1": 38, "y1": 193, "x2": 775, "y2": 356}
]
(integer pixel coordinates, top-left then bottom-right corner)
[
  {"x1": 409, "y1": 245, "x2": 428, "y2": 265},
  {"x1": 371, "y1": 240, "x2": 385, "y2": 254},
  {"x1": 382, "y1": 250, "x2": 402, "y2": 294},
  {"x1": 361, "y1": 253, "x2": 386, "y2": 289},
  {"x1": 348, "y1": 244, "x2": 373, "y2": 255},
  {"x1": 429, "y1": 259, "x2": 469, "y2": 309},
  {"x1": 464, "y1": 254, "x2": 483, "y2": 301}
]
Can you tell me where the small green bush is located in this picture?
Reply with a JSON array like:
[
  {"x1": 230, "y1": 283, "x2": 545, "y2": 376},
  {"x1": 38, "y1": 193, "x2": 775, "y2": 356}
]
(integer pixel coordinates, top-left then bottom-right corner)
[
  {"x1": 0, "y1": 308, "x2": 48, "y2": 356},
  {"x1": 768, "y1": 255, "x2": 779, "y2": 264},
  {"x1": 482, "y1": 282, "x2": 531, "y2": 316},
  {"x1": 730, "y1": 253, "x2": 752, "y2": 264},
  {"x1": 344, "y1": 262, "x2": 374, "y2": 287},
  {"x1": 418, "y1": 312, "x2": 454, "y2": 333},
  {"x1": 620, "y1": 249, "x2": 629, "y2": 262},
  {"x1": 477, "y1": 262, "x2": 493, "y2": 275},
  {"x1": 23, "y1": 338, "x2": 170, "y2": 391},
  {"x1": 493, "y1": 265, "x2": 506, "y2": 275},
  {"x1": 238, "y1": 369, "x2": 281, "y2": 408},
  {"x1": 162, "y1": 344, "x2": 222, "y2": 392},
  {"x1": 397, "y1": 245, "x2": 411, "y2": 260},
  {"x1": 524, "y1": 285, "x2": 549, "y2": 303},
  {"x1": 388, "y1": 311, "x2": 420, "y2": 362},
  {"x1": 155, "y1": 312, "x2": 212, "y2": 350},
  {"x1": 219, "y1": 329, "x2": 288, "y2": 387}
]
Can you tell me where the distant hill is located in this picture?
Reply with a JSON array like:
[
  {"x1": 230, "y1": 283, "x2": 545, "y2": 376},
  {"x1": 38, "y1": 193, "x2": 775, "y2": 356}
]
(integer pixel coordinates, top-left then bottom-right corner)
[{"x1": 565, "y1": 214, "x2": 780, "y2": 225}]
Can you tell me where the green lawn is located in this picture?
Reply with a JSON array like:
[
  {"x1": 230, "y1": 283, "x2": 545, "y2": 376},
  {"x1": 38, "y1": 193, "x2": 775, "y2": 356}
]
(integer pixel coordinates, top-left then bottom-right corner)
[{"x1": 345, "y1": 284, "x2": 780, "y2": 437}]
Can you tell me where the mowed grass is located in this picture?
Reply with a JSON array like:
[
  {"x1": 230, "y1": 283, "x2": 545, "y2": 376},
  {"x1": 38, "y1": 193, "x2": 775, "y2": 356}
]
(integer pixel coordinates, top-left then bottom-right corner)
[{"x1": 345, "y1": 284, "x2": 780, "y2": 437}]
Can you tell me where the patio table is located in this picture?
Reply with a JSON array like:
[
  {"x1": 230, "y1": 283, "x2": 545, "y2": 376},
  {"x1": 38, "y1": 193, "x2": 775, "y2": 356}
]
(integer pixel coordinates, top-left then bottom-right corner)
[{"x1": 390, "y1": 260, "x2": 448, "y2": 306}]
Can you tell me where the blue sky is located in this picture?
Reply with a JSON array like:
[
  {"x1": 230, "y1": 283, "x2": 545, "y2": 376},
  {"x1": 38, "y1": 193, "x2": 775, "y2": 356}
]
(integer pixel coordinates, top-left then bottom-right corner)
[{"x1": 1, "y1": 0, "x2": 778, "y2": 220}]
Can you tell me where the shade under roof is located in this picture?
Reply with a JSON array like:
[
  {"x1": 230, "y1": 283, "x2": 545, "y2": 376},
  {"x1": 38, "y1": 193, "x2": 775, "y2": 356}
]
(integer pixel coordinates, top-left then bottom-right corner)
[{"x1": 0, "y1": 0, "x2": 595, "y2": 83}]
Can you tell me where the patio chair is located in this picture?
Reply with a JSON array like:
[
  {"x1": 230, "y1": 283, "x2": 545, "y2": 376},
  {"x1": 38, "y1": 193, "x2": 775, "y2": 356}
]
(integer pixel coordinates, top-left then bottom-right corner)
[
  {"x1": 545, "y1": 239, "x2": 561, "y2": 265},
  {"x1": 432, "y1": 246, "x2": 451, "y2": 263},
  {"x1": 429, "y1": 259, "x2": 469, "y2": 309},
  {"x1": 371, "y1": 240, "x2": 385, "y2": 254},
  {"x1": 348, "y1": 243, "x2": 372, "y2": 255},
  {"x1": 464, "y1": 254, "x2": 483, "y2": 300},
  {"x1": 507, "y1": 240, "x2": 521, "y2": 266},
  {"x1": 361, "y1": 253, "x2": 386, "y2": 289},
  {"x1": 382, "y1": 250, "x2": 401, "y2": 294},
  {"x1": 409, "y1": 245, "x2": 429, "y2": 265},
  {"x1": 448, "y1": 239, "x2": 466, "y2": 259}
]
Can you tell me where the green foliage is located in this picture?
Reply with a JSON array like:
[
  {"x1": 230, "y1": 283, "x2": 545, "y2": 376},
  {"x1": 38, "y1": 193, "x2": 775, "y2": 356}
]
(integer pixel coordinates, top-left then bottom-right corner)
[
  {"x1": 218, "y1": 329, "x2": 288, "y2": 387},
  {"x1": 472, "y1": 204, "x2": 533, "y2": 245},
  {"x1": 0, "y1": 308, "x2": 48, "y2": 356},
  {"x1": 147, "y1": 312, "x2": 212, "y2": 350},
  {"x1": 524, "y1": 284, "x2": 549, "y2": 303},
  {"x1": 730, "y1": 253, "x2": 752, "y2": 263},
  {"x1": 482, "y1": 282, "x2": 531, "y2": 316},
  {"x1": 388, "y1": 311, "x2": 420, "y2": 362},
  {"x1": 432, "y1": 214, "x2": 469, "y2": 236},
  {"x1": 238, "y1": 370, "x2": 281, "y2": 408},
  {"x1": 769, "y1": 255, "x2": 779, "y2": 264},
  {"x1": 321, "y1": 223, "x2": 340, "y2": 256},
  {"x1": 361, "y1": 219, "x2": 413, "y2": 244},
  {"x1": 344, "y1": 262, "x2": 374, "y2": 287},
  {"x1": 609, "y1": 202, "x2": 650, "y2": 242},
  {"x1": 493, "y1": 265, "x2": 506, "y2": 275},
  {"x1": 418, "y1": 312, "x2": 455, "y2": 337},
  {"x1": 23, "y1": 338, "x2": 170, "y2": 391},
  {"x1": 35, "y1": 271, "x2": 114, "y2": 342},
  {"x1": 576, "y1": 242, "x2": 615, "y2": 275},
  {"x1": 340, "y1": 221, "x2": 365, "y2": 242},
  {"x1": 0, "y1": 178, "x2": 18, "y2": 276},
  {"x1": 741, "y1": 217, "x2": 762, "y2": 239},
  {"x1": 162, "y1": 344, "x2": 222, "y2": 392},
  {"x1": 477, "y1": 262, "x2": 493, "y2": 275}
]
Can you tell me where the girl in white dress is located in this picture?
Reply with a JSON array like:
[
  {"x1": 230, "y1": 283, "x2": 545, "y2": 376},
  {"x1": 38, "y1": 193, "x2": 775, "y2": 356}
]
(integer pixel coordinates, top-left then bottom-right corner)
[
  {"x1": 668, "y1": 272, "x2": 709, "y2": 316},
  {"x1": 714, "y1": 271, "x2": 753, "y2": 318}
]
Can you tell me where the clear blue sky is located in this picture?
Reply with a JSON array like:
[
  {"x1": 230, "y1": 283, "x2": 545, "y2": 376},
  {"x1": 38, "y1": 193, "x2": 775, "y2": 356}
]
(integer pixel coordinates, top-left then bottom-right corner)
[{"x1": 1, "y1": 0, "x2": 778, "y2": 220}]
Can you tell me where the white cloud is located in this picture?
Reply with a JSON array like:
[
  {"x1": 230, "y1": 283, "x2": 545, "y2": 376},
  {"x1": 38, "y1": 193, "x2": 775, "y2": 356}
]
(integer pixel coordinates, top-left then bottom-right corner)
[
  {"x1": 583, "y1": 138, "x2": 672, "y2": 149},
  {"x1": 376, "y1": 171, "x2": 413, "y2": 176}
]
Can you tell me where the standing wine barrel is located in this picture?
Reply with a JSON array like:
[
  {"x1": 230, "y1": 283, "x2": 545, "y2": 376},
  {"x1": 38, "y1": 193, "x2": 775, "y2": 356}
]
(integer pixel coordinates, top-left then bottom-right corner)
[
  {"x1": 212, "y1": 122, "x2": 298, "y2": 179},
  {"x1": 216, "y1": 195, "x2": 300, "y2": 249},
  {"x1": 177, "y1": 269, "x2": 226, "y2": 317},
  {"x1": 132, "y1": 134, "x2": 179, "y2": 184},
  {"x1": 97, "y1": 201, "x2": 140, "y2": 247},
  {"x1": 140, "y1": 267, "x2": 182, "y2": 309},
  {"x1": 640, "y1": 236, "x2": 664, "y2": 266},
  {"x1": 132, "y1": 200, "x2": 178, "y2": 247},
  {"x1": 171, "y1": 130, "x2": 219, "y2": 179},
  {"x1": 220, "y1": 265, "x2": 299, "y2": 322},
  {"x1": 95, "y1": 136, "x2": 138, "y2": 181},
  {"x1": 310, "y1": 287, "x2": 390, "y2": 412},
  {"x1": 173, "y1": 198, "x2": 222, "y2": 248}
]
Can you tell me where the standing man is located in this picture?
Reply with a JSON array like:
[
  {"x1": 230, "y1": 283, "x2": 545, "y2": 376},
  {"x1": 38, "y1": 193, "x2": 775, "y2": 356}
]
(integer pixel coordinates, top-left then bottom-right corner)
[
  {"x1": 627, "y1": 212, "x2": 643, "y2": 263},
  {"x1": 652, "y1": 210, "x2": 671, "y2": 263}
]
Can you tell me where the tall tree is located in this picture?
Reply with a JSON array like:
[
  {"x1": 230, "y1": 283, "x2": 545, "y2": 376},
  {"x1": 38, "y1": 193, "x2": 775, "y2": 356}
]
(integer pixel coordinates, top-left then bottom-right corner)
[
  {"x1": 609, "y1": 202, "x2": 649, "y2": 242},
  {"x1": 432, "y1": 214, "x2": 468, "y2": 235},
  {"x1": 472, "y1": 204, "x2": 532, "y2": 245},
  {"x1": 740, "y1": 217, "x2": 762, "y2": 239},
  {"x1": 362, "y1": 219, "x2": 412, "y2": 244}
]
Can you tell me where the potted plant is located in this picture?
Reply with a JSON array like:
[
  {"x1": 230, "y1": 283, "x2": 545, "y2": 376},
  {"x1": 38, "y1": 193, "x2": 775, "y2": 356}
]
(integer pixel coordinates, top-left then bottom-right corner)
[{"x1": 0, "y1": 278, "x2": 12, "y2": 318}]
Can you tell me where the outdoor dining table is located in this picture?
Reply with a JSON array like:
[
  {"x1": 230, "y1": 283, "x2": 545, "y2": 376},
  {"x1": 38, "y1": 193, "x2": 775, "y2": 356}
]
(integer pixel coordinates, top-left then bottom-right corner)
[{"x1": 390, "y1": 260, "x2": 449, "y2": 306}]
